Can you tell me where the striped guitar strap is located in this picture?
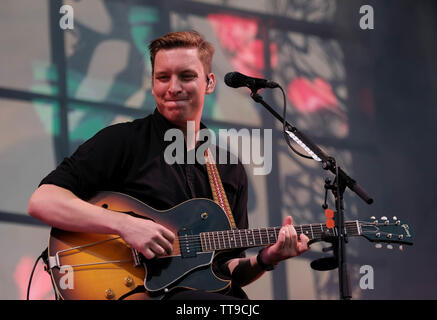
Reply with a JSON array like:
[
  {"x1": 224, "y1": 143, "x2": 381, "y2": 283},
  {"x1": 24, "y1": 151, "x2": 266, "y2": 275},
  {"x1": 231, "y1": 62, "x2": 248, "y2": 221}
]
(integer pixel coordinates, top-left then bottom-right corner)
[{"x1": 204, "y1": 148, "x2": 237, "y2": 229}]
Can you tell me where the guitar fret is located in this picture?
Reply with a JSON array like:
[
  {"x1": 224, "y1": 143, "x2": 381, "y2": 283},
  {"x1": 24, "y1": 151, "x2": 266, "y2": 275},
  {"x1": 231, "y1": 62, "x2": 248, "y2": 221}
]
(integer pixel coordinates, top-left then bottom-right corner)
[
  {"x1": 301, "y1": 225, "x2": 307, "y2": 237},
  {"x1": 314, "y1": 224, "x2": 322, "y2": 239},
  {"x1": 208, "y1": 232, "x2": 213, "y2": 251},
  {"x1": 269, "y1": 228, "x2": 277, "y2": 243},
  {"x1": 203, "y1": 233, "x2": 208, "y2": 251},
  {"x1": 200, "y1": 233, "x2": 204, "y2": 251},
  {"x1": 217, "y1": 232, "x2": 221, "y2": 249},
  {"x1": 304, "y1": 225, "x2": 311, "y2": 238},
  {"x1": 246, "y1": 230, "x2": 252, "y2": 246},
  {"x1": 267, "y1": 228, "x2": 272, "y2": 243},
  {"x1": 245, "y1": 229, "x2": 249, "y2": 246},
  {"x1": 239, "y1": 230, "x2": 243, "y2": 247},
  {"x1": 214, "y1": 232, "x2": 219, "y2": 250},
  {"x1": 261, "y1": 228, "x2": 266, "y2": 244},
  {"x1": 221, "y1": 231, "x2": 226, "y2": 249},
  {"x1": 310, "y1": 224, "x2": 314, "y2": 239},
  {"x1": 226, "y1": 230, "x2": 231, "y2": 248},
  {"x1": 215, "y1": 232, "x2": 219, "y2": 250},
  {"x1": 257, "y1": 228, "x2": 262, "y2": 245}
]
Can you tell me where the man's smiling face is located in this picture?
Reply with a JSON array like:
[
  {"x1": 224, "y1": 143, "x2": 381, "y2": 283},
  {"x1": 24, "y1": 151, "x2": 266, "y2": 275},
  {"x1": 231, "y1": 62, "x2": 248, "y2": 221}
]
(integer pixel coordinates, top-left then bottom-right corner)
[{"x1": 152, "y1": 47, "x2": 215, "y2": 129}]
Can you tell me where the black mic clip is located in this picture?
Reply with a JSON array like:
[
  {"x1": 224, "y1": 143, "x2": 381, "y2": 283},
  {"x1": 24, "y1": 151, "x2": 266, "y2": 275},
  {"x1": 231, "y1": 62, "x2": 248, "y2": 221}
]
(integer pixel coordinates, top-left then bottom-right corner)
[{"x1": 308, "y1": 232, "x2": 339, "y2": 271}]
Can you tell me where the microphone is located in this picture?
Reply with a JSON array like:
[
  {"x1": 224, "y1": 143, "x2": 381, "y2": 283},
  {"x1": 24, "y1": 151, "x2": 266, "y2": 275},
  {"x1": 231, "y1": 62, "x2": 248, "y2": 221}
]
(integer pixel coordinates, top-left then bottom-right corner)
[{"x1": 224, "y1": 72, "x2": 279, "y2": 91}]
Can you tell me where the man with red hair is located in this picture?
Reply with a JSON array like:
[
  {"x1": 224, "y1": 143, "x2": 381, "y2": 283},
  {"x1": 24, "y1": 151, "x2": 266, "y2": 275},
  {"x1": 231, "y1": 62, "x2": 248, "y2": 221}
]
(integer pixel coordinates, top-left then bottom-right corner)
[{"x1": 28, "y1": 30, "x2": 309, "y2": 300}]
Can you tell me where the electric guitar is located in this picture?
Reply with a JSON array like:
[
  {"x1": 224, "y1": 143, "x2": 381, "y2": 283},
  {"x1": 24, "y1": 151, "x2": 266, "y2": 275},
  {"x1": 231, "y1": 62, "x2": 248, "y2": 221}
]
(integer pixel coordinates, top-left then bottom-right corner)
[{"x1": 47, "y1": 191, "x2": 414, "y2": 300}]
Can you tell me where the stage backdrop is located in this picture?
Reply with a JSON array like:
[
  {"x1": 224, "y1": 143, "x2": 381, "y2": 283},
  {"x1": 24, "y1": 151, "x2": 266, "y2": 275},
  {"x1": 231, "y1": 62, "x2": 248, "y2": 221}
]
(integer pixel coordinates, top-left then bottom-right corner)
[{"x1": 1, "y1": 0, "x2": 436, "y2": 300}]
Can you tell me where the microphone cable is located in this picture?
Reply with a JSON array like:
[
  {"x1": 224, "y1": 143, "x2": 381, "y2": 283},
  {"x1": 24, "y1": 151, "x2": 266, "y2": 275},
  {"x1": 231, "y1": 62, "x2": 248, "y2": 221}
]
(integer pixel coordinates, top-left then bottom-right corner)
[{"x1": 278, "y1": 84, "x2": 313, "y2": 160}]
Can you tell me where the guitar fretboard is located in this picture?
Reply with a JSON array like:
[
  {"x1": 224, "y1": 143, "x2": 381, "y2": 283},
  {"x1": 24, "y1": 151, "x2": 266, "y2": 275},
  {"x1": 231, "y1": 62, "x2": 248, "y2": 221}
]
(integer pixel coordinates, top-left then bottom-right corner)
[{"x1": 199, "y1": 221, "x2": 360, "y2": 252}]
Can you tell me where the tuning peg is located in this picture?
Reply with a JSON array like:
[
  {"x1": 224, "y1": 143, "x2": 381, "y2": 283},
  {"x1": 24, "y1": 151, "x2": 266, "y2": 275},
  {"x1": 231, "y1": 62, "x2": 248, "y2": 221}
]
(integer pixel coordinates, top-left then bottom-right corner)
[
  {"x1": 381, "y1": 216, "x2": 387, "y2": 221},
  {"x1": 370, "y1": 216, "x2": 376, "y2": 220},
  {"x1": 387, "y1": 244, "x2": 393, "y2": 250},
  {"x1": 392, "y1": 216, "x2": 398, "y2": 221},
  {"x1": 399, "y1": 245, "x2": 404, "y2": 251},
  {"x1": 375, "y1": 243, "x2": 382, "y2": 249}
]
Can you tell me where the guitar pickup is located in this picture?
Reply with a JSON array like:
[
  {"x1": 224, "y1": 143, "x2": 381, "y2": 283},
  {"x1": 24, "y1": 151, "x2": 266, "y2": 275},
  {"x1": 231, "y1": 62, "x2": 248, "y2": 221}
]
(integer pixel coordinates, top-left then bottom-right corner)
[{"x1": 178, "y1": 228, "x2": 197, "y2": 258}]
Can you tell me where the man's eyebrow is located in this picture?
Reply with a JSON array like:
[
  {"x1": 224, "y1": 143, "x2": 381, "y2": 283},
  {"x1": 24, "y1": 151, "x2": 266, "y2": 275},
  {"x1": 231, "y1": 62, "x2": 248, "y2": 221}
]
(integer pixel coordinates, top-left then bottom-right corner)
[
  {"x1": 154, "y1": 71, "x2": 169, "y2": 76},
  {"x1": 155, "y1": 68, "x2": 198, "y2": 74},
  {"x1": 180, "y1": 69, "x2": 198, "y2": 73}
]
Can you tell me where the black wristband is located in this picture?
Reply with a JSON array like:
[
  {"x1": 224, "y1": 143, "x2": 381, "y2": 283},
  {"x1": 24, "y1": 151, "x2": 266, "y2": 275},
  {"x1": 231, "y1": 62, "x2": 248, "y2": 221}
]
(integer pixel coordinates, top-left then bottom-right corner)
[{"x1": 256, "y1": 248, "x2": 276, "y2": 271}]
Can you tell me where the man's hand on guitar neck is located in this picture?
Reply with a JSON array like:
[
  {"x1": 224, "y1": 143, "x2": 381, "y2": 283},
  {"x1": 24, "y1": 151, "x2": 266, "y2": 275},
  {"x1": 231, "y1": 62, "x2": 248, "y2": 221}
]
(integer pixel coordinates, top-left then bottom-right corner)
[
  {"x1": 226, "y1": 215, "x2": 310, "y2": 287},
  {"x1": 260, "y1": 215, "x2": 310, "y2": 266}
]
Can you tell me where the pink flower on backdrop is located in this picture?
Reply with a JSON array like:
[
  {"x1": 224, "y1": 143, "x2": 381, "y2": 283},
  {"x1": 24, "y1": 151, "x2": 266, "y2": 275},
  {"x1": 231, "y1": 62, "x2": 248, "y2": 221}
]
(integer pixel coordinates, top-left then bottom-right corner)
[
  {"x1": 208, "y1": 14, "x2": 278, "y2": 78},
  {"x1": 231, "y1": 41, "x2": 278, "y2": 78},
  {"x1": 288, "y1": 77, "x2": 349, "y2": 137},
  {"x1": 14, "y1": 256, "x2": 54, "y2": 300},
  {"x1": 208, "y1": 14, "x2": 258, "y2": 52},
  {"x1": 288, "y1": 77, "x2": 339, "y2": 113}
]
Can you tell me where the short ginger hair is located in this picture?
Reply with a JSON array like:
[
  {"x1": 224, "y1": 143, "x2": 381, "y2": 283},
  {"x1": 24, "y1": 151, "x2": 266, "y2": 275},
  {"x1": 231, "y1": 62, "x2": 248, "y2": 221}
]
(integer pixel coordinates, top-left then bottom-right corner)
[{"x1": 148, "y1": 30, "x2": 215, "y2": 76}]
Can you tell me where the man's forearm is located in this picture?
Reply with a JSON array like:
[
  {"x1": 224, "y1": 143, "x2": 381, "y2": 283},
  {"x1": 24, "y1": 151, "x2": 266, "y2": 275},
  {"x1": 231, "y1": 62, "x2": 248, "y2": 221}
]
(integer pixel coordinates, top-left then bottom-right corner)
[
  {"x1": 227, "y1": 256, "x2": 266, "y2": 287},
  {"x1": 28, "y1": 184, "x2": 128, "y2": 235}
]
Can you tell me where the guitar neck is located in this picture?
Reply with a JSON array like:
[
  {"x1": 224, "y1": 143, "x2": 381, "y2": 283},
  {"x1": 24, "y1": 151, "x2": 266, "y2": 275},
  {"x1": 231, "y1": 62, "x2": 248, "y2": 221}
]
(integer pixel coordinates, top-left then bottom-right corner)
[{"x1": 199, "y1": 220, "x2": 361, "y2": 252}]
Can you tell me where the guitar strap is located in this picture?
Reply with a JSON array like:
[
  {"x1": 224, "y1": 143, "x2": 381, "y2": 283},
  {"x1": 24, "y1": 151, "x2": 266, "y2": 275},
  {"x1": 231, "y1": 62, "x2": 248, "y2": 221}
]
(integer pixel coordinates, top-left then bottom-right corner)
[{"x1": 204, "y1": 148, "x2": 237, "y2": 229}]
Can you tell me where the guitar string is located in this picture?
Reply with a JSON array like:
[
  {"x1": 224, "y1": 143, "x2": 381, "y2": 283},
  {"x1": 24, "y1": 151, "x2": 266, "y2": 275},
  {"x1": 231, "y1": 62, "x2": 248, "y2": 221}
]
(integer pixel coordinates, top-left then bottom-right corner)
[
  {"x1": 174, "y1": 220, "x2": 392, "y2": 243},
  {"x1": 176, "y1": 228, "x2": 356, "y2": 247},
  {"x1": 173, "y1": 221, "x2": 399, "y2": 254},
  {"x1": 175, "y1": 222, "x2": 360, "y2": 242},
  {"x1": 55, "y1": 221, "x2": 382, "y2": 259},
  {"x1": 176, "y1": 226, "x2": 357, "y2": 252},
  {"x1": 178, "y1": 233, "x2": 400, "y2": 252},
  {"x1": 174, "y1": 221, "x2": 398, "y2": 251}
]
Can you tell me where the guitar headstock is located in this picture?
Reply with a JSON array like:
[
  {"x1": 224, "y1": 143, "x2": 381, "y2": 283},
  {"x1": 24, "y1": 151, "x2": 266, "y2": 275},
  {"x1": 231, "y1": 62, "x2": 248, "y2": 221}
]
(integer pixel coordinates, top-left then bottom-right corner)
[{"x1": 359, "y1": 216, "x2": 414, "y2": 250}]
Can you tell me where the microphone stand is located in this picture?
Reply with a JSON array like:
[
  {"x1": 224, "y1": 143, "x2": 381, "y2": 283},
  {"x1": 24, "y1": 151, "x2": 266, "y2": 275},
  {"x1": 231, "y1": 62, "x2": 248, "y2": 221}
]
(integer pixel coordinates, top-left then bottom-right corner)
[{"x1": 249, "y1": 89, "x2": 373, "y2": 300}]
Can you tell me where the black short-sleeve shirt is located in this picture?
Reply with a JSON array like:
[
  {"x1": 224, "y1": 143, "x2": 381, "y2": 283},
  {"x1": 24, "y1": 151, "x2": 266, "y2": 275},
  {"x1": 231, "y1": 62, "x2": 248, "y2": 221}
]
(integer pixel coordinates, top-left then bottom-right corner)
[{"x1": 39, "y1": 108, "x2": 249, "y2": 298}]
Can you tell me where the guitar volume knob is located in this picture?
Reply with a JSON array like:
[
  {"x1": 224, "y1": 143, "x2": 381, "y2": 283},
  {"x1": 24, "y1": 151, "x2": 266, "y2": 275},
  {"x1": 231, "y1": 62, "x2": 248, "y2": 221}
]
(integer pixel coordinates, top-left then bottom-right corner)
[
  {"x1": 105, "y1": 288, "x2": 115, "y2": 299},
  {"x1": 124, "y1": 276, "x2": 134, "y2": 287}
]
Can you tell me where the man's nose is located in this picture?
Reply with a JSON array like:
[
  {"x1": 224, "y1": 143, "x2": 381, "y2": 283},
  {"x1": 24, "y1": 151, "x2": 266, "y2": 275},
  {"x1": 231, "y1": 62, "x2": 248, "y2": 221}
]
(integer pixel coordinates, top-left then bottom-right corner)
[{"x1": 168, "y1": 76, "x2": 182, "y2": 94}]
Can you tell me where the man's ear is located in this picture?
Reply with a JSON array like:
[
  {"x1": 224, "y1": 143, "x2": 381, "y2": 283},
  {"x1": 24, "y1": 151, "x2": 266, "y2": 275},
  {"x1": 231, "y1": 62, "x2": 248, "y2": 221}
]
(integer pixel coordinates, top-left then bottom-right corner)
[{"x1": 205, "y1": 73, "x2": 216, "y2": 94}]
